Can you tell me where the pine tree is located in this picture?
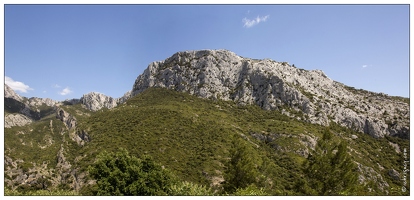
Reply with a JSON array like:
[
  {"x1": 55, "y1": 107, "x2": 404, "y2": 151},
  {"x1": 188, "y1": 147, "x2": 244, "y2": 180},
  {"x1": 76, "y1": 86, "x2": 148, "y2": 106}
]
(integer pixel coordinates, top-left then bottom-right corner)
[
  {"x1": 222, "y1": 137, "x2": 261, "y2": 194},
  {"x1": 301, "y1": 128, "x2": 358, "y2": 195}
]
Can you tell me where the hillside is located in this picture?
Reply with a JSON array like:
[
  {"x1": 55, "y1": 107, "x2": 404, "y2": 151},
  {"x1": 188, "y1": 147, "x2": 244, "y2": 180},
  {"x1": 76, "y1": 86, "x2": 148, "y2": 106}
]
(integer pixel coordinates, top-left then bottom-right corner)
[
  {"x1": 4, "y1": 87, "x2": 409, "y2": 195},
  {"x1": 4, "y1": 49, "x2": 410, "y2": 195}
]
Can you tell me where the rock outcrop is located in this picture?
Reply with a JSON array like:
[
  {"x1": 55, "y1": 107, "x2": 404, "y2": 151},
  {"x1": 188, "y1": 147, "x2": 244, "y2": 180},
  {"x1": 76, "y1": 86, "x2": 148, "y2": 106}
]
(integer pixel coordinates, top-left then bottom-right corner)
[
  {"x1": 5, "y1": 84, "x2": 24, "y2": 102},
  {"x1": 80, "y1": 92, "x2": 118, "y2": 111},
  {"x1": 55, "y1": 107, "x2": 90, "y2": 146},
  {"x1": 356, "y1": 162, "x2": 390, "y2": 193},
  {"x1": 5, "y1": 84, "x2": 57, "y2": 120},
  {"x1": 56, "y1": 108, "x2": 77, "y2": 130},
  {"x1": 4, "y1": 114, "x2": 33, "y2": 128},
  {"x1": 27, "y1": 97, "x2": 58, "y2": 108},
  {"x1": 131, "y1": 49, "x2": 409, "y2": 139},
  {"x1": 79, "y1": 90, "x2": 132, "y2": 112}
]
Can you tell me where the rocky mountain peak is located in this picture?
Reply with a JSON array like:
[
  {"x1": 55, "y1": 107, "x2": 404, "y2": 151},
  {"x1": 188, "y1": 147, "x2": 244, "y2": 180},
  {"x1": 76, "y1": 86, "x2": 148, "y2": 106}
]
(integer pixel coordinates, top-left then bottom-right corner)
[
  {"x1": 131, "y1": 49, "x2": 409, "y2": 139},
  {"x1": 79, "y1": 90, "x2": 131, "y2": 112},
  {"x1": 80, "y1": 92, "x2": 118, "y2": 111},
  {"x1": 5, "y1": 84, "x2": 24, "y2": 102}
]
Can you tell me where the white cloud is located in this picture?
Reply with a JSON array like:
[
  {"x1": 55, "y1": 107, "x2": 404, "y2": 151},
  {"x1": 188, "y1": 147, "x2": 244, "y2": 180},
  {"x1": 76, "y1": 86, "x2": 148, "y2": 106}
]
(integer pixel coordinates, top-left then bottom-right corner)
[
  {"x1": 52, "y1": 84, "x2": 61, "y2": 88},
  {"x1": 5, "y1": 76, "x2": 34, "y2": 93},
  {"x1": 59, "y1": 87, "x2": 73, "y2": 95},
  {"x1": 242, "y1": 15, "x2": 269, "y2": 28},
  {"x1": 362, "y1": 64, "x2": 372, "y2": 68}
]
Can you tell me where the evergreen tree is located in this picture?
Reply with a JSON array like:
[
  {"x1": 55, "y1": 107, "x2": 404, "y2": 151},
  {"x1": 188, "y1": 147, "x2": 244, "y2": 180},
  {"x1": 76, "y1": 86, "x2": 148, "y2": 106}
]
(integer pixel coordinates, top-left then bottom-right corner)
[
  {"x1": 300, "y1": 128, "x2": 359, "y2": 195},
  {"x1": 222, "y1": 137, "x2": 261, "y2": 194}
]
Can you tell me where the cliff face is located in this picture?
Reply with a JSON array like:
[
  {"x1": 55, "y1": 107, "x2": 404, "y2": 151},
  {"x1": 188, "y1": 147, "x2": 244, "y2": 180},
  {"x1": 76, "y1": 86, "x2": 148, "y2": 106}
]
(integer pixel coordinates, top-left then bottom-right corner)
[
  {"x1": 5, "y1": 84, "x2": 57, "y2": 125},
  {"x1": 80, "y1": 91, "x2": 132, "y2": 112},
  {"x1": 131, "y1": 49, "x2": 409, "y2": 139},
  {"x1": 80, "y1": 92, "x2": 118, "y2": 111}
]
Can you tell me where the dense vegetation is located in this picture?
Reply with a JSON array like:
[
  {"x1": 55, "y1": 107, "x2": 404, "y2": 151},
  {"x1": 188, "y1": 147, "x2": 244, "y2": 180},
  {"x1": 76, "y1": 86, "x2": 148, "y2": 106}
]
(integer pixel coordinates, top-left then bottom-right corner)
[{"x1": 4, "y1": 87, "x2": 410, "y2": 195}]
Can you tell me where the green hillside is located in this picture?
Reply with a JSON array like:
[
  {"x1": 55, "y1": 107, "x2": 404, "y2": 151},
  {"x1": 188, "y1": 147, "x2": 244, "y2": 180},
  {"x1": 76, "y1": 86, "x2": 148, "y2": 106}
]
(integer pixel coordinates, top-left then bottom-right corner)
[{"x1": 4, "y1": 87, "x2": 410, "y2": 195}]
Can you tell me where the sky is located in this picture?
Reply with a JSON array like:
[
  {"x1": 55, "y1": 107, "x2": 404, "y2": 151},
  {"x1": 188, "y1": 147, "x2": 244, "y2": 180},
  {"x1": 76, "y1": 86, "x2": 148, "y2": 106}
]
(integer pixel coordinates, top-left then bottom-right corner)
[{"x1": 3, "y1": 4, "x2": 410, "y2": 100}]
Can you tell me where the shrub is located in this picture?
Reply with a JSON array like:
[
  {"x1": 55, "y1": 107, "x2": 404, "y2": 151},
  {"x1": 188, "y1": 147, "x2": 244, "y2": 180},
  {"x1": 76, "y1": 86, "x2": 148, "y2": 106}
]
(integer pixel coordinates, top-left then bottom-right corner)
[
  {"x1": 233, "y1": 184, "x2": 268, "y2": 196},
  {"x1": 5, "y1": 187, "x2": 77, "y2": 196},
  {"x1": 168, "y1": 181, "x2": 213, "y2": 196},
  {"x1": 88, "y1": 148, "x2": 177, "y2": 195}
]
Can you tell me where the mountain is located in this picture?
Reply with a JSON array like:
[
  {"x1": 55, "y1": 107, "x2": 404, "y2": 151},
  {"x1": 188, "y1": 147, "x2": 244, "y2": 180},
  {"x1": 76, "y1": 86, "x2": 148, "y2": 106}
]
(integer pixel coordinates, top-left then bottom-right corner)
[
  {"x1": 4, "y1": 49, "x2": 410, "y2": 195},
  {"x1": 131, "y1": 49, "x2": 409, "y2": 139}
]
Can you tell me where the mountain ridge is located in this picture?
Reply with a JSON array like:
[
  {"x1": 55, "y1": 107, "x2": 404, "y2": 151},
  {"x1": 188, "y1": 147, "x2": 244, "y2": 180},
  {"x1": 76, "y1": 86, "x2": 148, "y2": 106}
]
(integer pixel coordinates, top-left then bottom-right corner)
[
  {"x1": 5, "y1": 49, "x2": 409, "y2": 139},
  {"x1": 129, "y1": 49, "x2": 409, "y2": 139}
]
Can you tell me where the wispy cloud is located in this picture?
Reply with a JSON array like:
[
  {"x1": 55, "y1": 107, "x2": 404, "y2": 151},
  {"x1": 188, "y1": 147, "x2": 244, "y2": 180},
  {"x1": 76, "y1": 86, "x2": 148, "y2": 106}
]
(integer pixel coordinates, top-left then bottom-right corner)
[
  {"x1": 52, "y1": 84, "x2": 61, "y2": 88},
  {"x1": 362, "y1": 64, "x2": 371, "y2": 69},
  {"x1": 242, "y1": 15, "x2": 269, "y2": 28},
  {"x1": 59, "y1": 87, "x2": 73, "y2": 95},
  {"x1": 5, "y1": 76, "x2": 34, "y2": 93}
]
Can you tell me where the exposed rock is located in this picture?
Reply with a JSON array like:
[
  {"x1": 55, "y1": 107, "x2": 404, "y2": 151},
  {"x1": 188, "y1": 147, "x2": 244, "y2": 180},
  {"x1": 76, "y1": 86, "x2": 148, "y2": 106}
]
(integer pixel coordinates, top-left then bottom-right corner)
[
  {"x1": 388, "y1": 169, "x2": 400, "y2": 181},
  {"x1": 56, "y1": 145, "x2": 71, "y2": 170},
  {"x1": 356, "y1": 162, "x2": 389, "y2": 193},
  {"x1": 250, "y1": 132, "x2": 276, "y2": 144},
  {"x1": 5, "y1": 84, "x2": 24, "y2": 102},
  {"x1": 4, "y1": 113, "x2": 33, "y2": 128},
  {"x1": 364, "y1": 117, "x2": 388, "y2": 139},
  {"x1": 55, "y1": 107, "x2": 90, "y2": 146},
  {"x1": 4, "y1": 147, "x2": 86, "y2": 191},
  {"x1": 130, "y1": 49, "x2": 409, "y2": 139},
  {"x1": 55, "y1": 145, "x2": 84, "y2": 191},
  {"x1": 299, "y1": 133, "x2": 317, "y2": 151},
  {"x1": 388, "y1": 122, "x2": 410, "y2": 139},
  {"x1": 388, "y1": 142, "x2": 401, "y2": 153},
  {"x1": 62, "y1": 98, "x2": 81, "y2": 105},
  {"x1": 351, "y1": 135, "x2": 358, "y2": 140},
  {"x1": 74, "y1": 130, "x2": 91, "y2": 146},
  {"x1": 5, "y1": 84, "x2": 57, "y2": 120},
  {"x1": 79, "y1": 90, "x2": 131, "y2": 111},
  {"x1": 56, "y1": 107, "x2": 77, "y2": 130},
  {"x1": 80, "y1": 92, "x2": 118, "y2": 111},
  {"x1": 118, "y1": 90, "x2": 132, "y2": 104},
  {"x1": 27, "y1": 97, "x2": 58, "y2": 107}
]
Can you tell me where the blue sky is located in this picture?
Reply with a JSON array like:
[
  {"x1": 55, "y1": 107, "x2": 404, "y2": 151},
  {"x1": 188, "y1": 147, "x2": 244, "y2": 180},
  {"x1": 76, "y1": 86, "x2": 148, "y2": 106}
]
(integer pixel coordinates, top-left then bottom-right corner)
[{"x1": 4, "y1": 4, "x2": 410, "y2": 100}]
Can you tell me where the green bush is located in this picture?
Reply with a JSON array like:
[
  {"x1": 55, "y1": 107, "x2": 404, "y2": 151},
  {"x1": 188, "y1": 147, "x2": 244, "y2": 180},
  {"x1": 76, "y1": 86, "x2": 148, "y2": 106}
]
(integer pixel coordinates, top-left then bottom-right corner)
[
  {"x1": 169, "y1": 181, "x2": 213, "y2": 196},
  {"x1": 233, "y1": 184, "x2": 268, "y2": 196},
  {"x1": 88, "y1": 148, "x2": 177, "y2": 195}
]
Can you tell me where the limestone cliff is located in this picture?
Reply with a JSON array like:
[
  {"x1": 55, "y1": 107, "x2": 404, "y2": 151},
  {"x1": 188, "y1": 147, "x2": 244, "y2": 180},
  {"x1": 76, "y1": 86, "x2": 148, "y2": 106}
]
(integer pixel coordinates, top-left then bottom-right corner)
[
  {"x1": 80, "y1": 90, "x2": 131, "y2": 111},
  {"x1": 131, "y1": 49, "x2": 409, "y2": 139}
]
